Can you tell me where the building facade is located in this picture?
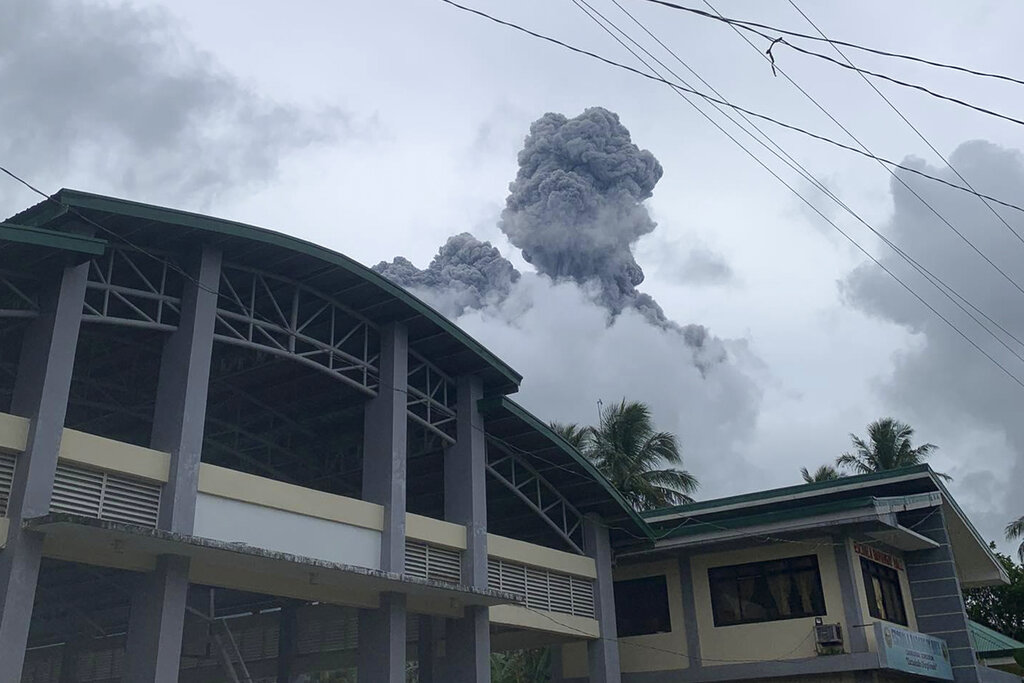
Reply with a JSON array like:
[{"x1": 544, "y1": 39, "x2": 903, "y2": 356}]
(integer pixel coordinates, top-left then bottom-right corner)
[
  {"x1": 0, "y1": 191, "x2": 1018, "y2": 683},
  {"x1": 555, "y1": 466, "x2": 1019, "y2": 683}
]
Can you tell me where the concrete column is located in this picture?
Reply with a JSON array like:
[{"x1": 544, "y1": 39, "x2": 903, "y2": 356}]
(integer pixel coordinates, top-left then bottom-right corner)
[
  {"x1": 358, "y1": 593, "x2": 407, "y2": 683},
  {"x1": 677, "y1": 554, "x2": 703, "y2": 668},
  {"x1": 584, "y1": 514, "x2": 620, "y2": 683},
  {"x1": 549, "y1": 644, "x2": 564, "y2": 683},
  {"x1": 831, "y1": 535, "x2": 869, "y2": 655},
  {"x1": 124, "y1": 245, "x2": 220, "y2": 683},
  {"x1": 0, "y1": 260, "x2": 88, "y2": 683},
  {"x1": 900, "y1": 507, "x2": 981, "y2": 683},
  {"x1": 277, "y1": 602, "x2": 298, "y2": 683},
  {"x1": 362, "y1": 322, "x2": 408, "y2": 572},
  {"x1": 151, "y1": 245, "x2": 221, "y2": 534},
  {"x1": 359, "y1": 323, "x2": 408, "y2": 683},
  {"x1": 123, "y1": 555, "x2": 191, "y2": 682},
  {"x1": 417, "y1": 615, "x2": 443, "y2": 683},
  {"x1": 443, "y1": 375, "x2": 490, "y2": 683}
]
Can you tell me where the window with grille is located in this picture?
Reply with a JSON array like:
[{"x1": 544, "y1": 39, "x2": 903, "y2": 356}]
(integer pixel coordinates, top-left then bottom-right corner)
[
  {"x1": 404, "y1": 540, "x2": 463, "y2": 584},
  {"x1": 614, "y1": 575, "x2": 672, "y2": 637},
  {"x1": 860, "y1": 557, "x2": 908, "y2": 626},
  {"x1": 50, "y1": 463, "x2": 162, "y2": 528},
  {"x1": 488, "y1": 557, "x2": 595, "y2": 619},
  {"x1": 709, "y1": 554, "x2": 826, "y2": 627}
]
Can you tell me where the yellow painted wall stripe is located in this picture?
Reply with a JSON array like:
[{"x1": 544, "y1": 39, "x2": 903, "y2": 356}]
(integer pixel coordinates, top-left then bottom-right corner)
[
  {"x1": 59, "y1": 428, "x2": 170, "y2": 483},
  {"x1": 406, "y1": 513, "x2": 467, "y2": 549},
  {"x1": 197, "y1": 463, "x2": 385, "y2": 531},
  {"x1": 0, "y1": 413, "x2": 29, "y2": 453},
  {"x1": 487, "y1": 533, "x2": 597, "y2": 579}
]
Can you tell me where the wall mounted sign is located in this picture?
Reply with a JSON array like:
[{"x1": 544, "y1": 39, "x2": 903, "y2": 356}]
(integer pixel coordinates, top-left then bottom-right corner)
[
  {"x1": 874, "y1": 622, "x2": 954, "y2": 680},
  {"x1": 853, "y1": 541, "x2": 904, "y2": 571}
]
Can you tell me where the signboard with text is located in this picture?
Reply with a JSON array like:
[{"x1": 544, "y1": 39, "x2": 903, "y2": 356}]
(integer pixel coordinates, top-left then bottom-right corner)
[
  {"x1": 874, "y1": 622, "x2": 954, "y2": 680},
  {"x1": 854, "y1": 541, "x2": 904, "y2": 571}
]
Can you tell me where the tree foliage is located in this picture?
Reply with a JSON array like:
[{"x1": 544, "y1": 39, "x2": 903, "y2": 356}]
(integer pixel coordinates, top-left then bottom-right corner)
[
  {"x1": 800, "y1": 464, "x2": 843, "y2": 483},
  {"x1": 491, "y1": 648, "x2": 550, "y2": 683},
  {"x1": 552, "y1": 399, "x2": 697, "y2": 510},
  {"x1": 835, "y1": 417, "x2": 949, "y2": 480},
  {"x1": 963, "y1": 546, "x2": 1024, "y2": 644},
  {"x1": 1008, "y1": 515, "x2": 1024, "y2": 564}
]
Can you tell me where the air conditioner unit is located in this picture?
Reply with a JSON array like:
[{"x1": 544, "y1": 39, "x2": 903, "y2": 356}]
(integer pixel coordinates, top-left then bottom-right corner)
[{"x1": 814, "y1": 623, "x2": 843, "y2": 646}]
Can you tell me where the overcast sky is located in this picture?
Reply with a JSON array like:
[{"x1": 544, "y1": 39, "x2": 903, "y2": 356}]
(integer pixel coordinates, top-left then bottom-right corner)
[{"x1": 2, "y1": 0, "x2": 1023, "y2": 552}]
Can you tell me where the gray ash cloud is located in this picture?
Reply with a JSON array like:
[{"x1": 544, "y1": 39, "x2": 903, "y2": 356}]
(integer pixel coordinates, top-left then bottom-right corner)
[
  {"x1": 499, "y1": 107, "x2": 665, "y2": 320},
  {"x1": 373, "y1": 233, "x2": 520, "y2": 317},
  {"x1": 374, "y1": 107, "x2": 735, "y2": 372}
]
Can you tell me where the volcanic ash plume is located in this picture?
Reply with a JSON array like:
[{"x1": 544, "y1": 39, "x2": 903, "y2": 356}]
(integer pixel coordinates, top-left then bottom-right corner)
[
  {"x1": 373, "y1": 232, "x2": 520, "y2": 317},
  {"x1": 499, "y1": 107, "x2": 664, "y2": 319}
]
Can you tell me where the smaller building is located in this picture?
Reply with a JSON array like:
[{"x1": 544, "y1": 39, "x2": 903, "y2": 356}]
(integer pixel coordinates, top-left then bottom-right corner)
[
  {"x1": 970, "y1": 620, "x2": 1024, "y2": 678},
  {"x1": 555, "y1": 465, "x2": 1019, "y2": 683}
]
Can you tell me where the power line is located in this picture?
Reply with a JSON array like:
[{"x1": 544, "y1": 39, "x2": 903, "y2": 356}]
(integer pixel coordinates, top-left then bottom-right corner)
[
  {"x1": 436, "y1": 0, "x2": 1024, "y2": 220},
  {"x1": 785, "y1": 0, "x2": 1024, "y2": 252},
  {"x1": 439, "y1": 0, "x2": 1024, "y2": 391},
  {"x1": 606, "y1": 0, "x2": 1024, "y2": 358},
  {"x1": 697, "y1": 0, "x2": 1024, "y2": 308},
  {"x1": 635, "y1": 0, "x2": 1024, "y2": 89},
  {"x1": 588, "y1": 0, "x2": 1024, "y2": 362},
  {"x1": 768, "y1": 35, "x2": 1024, "y2": 131}
]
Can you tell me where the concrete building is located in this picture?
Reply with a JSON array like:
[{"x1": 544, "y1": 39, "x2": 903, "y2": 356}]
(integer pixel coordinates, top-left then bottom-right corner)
[
  {"x1": 0, "y1": 190, "x2": 1018, "y2": 683},
  {"x1": 556, "y1": 466, "x2": 1019, "y2": 683}
]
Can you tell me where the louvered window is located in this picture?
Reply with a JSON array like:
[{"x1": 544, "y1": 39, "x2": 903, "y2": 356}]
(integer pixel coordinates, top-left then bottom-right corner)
[
  {"x1": 488, "y1": 557, "x2": 596, "y2": 618},
  {"x1": 0, "y1": 452, "x2": 14, "y2": 516},
  {"x1": 50, "y1": 463, "x2": 161, "y2": 528},
  {"x1": 404, "y1": 540, "x2": 462, "y2": 584}
]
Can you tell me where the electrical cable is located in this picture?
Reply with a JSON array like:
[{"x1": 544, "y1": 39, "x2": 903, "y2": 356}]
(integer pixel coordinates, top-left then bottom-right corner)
[
  {"x1": 538, "y1": 0, "x2": 1024, "y2": 387},
  {"x1": 595, "y1": 0, "x2": 1024, "y2": 360},
  {"x1": 786, "y1": 0, "x2": 1024, "y2": 251},
  {"x1": 635, "y1": 0, "x2": 1024, "y2": 89},
  {"x1": 435, "y1": 0, "x2": 1024, "y2": 222},
  {"x1": 697, "y1": 0, "x2": 1024, "y2": 307},
  {"x1": 768, "y1": 35, "x2": 1024, "y2": 131}
]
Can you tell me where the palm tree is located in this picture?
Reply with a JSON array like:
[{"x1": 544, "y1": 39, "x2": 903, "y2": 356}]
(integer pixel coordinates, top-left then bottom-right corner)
[
  {"x1": 801, "y1": 465, "x2": 842, "y2": 483},
  {"x1": 1008, "y1": 515, "x2": 1024, "y2": 564},
  {"x1": 550, "y1": 422, "x2": 591, "y2": 451},
  {"x1": 835, "y1": 417, "x2": 950, "y2": 480},
  {"x1": 550, "y1": 401, "x2": 697, "y2": 510},
  {"x1": 588, "y1": 400, "x2": 697, "y2": 510}
]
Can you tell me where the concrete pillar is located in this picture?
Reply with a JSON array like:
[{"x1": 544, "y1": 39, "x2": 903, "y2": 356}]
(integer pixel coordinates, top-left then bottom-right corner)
[
  {"x1": 417, "y1": 615, "x2": 443, "y2": 683},
  {"x1": 358, "y1": 593, "x2": 407, "y2": 683},
  {"x1": 362, "y1": 322, "x2": 408, "y2": 573},
  {"x1": 549, "y1": 644, "x2": 564, "y2": 683},
  {"x1": 584, "y1": 514, "x2": 620, "y2": 683},
  {"x1": 124, "y1": 245, "x2": 220, "y2": 683},
  {"x1": 358, "y1": 322, "x2": 408, "y2": 683},
  {"x1": 0, "y1": 261, "x2": 88, "y2": 683},
  {"x1": 831, "y1": 536, "x2": 869, "y2": 655},
  {"x1": 445, "y1": 375, "x2": 488, "y2": 584},
  {"x1": 677, "y1": 554, "x2": 703, "y2": 668},
  {"x1": 900, "y1": 507, "x2": 981, "y2": 683},
  {"x1": 151, "y1": 245, "x2": 221, "y2": 535},
  {"x1": 123, "y1": 555, "x2": 191, "y2": 682},
  {"x1": 443, "y1": 375, "x2": 490, "y2": 683},
  {"x1": 277, "y1": 602, "x2": 298, "y2": 683}
]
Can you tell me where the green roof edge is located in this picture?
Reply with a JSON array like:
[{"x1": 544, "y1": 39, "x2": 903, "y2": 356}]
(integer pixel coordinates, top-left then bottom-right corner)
[
  {"x1": 23, "y1": 189, "x2": 522, "y2": 392},
  {"x1": 642, "y1": 465, "x2": 934, "y2": 519},
  {"x1": 651, "y1": 495, "x2": 880, "y2": 540},
  {"x1": 969, "y1": 619, "x2": 1024, "y2": 657},
  {"x1": 0, "y1": 222, "x2": 107, "y2": 256},
  {"x1": 478, "y1": 396, "x2": 654, "y2": 540}
]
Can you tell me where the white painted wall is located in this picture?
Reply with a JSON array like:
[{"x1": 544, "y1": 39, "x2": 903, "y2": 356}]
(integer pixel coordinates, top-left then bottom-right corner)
[{"x1": 193, "y1": 493, "x2": 381, "y2": 570}]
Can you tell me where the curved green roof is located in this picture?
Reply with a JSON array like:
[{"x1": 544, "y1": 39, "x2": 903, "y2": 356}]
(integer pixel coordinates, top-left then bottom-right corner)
[{"x1": 8, "y1": 189, "x2": 522, "y2": 394}]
